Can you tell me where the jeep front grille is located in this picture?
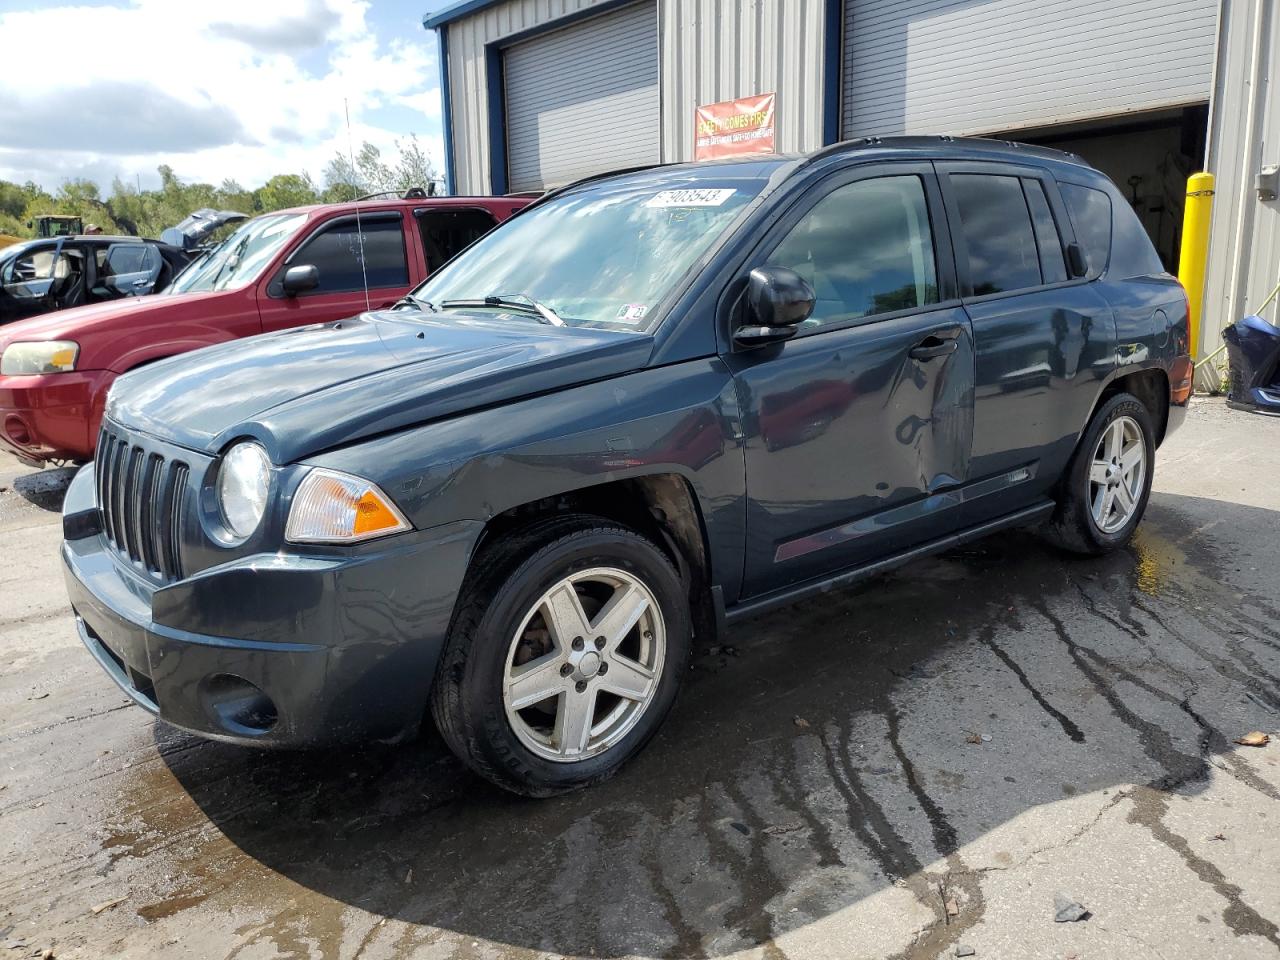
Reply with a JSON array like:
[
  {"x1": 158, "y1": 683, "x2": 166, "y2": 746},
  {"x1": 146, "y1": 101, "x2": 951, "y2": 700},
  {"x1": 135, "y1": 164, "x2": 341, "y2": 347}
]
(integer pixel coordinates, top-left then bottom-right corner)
[{"x1": 95, "y1": 427, "x2": 188, "y2": 582}]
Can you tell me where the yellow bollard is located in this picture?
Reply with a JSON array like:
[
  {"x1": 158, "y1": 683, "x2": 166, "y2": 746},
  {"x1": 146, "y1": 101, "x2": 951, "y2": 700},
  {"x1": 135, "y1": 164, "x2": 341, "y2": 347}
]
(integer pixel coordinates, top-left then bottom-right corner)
[{"x1": 1177, "y1": 172, "x2": 1215, "y2": 360}]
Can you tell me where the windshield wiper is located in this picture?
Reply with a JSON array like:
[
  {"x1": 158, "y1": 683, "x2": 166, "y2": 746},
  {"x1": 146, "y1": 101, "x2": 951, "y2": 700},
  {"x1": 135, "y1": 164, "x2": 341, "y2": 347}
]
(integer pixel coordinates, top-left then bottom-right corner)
[
  {"x1": 391, "y1": 293, "x2": 436, "y2": 312},
  {"x1": 439, "y1": 293, "x2": 565, "y2": 326}
]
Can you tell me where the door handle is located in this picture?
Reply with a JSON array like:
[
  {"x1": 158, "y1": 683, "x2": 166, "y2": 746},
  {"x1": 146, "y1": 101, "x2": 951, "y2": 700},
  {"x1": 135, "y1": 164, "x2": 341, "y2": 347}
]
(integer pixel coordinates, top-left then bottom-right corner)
[{"x1": 908, "y1": 337, "x2": 959, "y2": 361}]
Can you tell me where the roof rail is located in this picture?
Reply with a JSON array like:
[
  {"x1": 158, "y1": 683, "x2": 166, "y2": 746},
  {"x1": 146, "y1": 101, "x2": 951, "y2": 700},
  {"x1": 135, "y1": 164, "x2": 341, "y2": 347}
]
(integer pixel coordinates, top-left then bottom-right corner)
[
  {"x1": 354, "y1": 186, "x2": 435, "y2": 202},
  {"x1": 796, "y1": 134, "x2": 1082, "y2": 174}
]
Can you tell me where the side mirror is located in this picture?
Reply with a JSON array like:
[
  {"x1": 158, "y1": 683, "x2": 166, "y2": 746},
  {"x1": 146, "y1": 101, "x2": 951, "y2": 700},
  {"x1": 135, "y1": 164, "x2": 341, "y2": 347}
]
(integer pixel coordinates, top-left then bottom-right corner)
[
  {"x1": 735, "y1": 266, "x2": 814, "y2": 348},
  {"x1": 1066, "y1": 242, "x2": 1089, "y2": 279},
  {"x1": 281, "y1": 264, "x2": 320, "y2": 297}
]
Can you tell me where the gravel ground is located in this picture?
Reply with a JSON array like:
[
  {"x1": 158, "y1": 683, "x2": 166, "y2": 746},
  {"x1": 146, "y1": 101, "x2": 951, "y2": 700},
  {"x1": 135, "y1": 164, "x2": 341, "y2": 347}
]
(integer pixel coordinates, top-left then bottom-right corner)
[{"x1": 0, "y1": 396, "x2": 1277, "y2": 960}]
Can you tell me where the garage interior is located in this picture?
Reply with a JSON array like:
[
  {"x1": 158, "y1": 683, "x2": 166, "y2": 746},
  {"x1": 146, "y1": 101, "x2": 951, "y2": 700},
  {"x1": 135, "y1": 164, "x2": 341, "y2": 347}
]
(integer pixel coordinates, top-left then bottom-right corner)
[{"x1": 1010, "y1": 105, "x2": 1210, "y2": 273}]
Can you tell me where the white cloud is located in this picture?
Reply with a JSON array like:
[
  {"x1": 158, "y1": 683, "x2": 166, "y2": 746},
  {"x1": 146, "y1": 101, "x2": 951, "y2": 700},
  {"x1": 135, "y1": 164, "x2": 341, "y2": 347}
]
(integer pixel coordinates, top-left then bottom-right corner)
[{"x1": 0, "y1": 0, "x2": 444, "y2": 192}]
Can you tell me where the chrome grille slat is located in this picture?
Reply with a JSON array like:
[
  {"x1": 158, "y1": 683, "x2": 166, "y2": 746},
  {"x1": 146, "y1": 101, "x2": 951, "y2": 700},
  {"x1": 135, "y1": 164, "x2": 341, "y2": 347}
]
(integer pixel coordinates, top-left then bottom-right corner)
[
  {"x1": 138, "y1": 454, "x2": 161, "y2": 572},
  {"x1": 95, "y1": 425, "x2": 188, "y2": 583},
  {"x1": 122, "y1": 447, "x2": 143, "y2": 562}
]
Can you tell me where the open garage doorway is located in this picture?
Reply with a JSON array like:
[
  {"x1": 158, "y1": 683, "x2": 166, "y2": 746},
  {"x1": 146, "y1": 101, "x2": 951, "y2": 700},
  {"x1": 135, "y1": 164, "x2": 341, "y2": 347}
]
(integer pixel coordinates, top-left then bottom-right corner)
[{"x1": 997, "y1": 105, "x2": 1209, "y2": 273}]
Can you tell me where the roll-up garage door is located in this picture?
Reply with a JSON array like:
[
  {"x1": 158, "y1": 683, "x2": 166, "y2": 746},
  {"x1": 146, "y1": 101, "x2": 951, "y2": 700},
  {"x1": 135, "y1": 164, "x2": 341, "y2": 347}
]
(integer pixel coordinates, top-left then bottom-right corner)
[
  {"x1": 504, "y1": 1, "x2": 659, "y2": 193},
  {"x1": 842, "y1": 0, "x2": 1218, "y2": 139}
]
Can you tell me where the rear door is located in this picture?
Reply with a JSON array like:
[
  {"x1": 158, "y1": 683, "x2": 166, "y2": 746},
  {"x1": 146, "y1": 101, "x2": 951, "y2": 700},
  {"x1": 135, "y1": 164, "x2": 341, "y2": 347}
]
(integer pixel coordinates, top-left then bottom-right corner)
[
  {"x1": 937, "y1": 162, "x2": 1116, "y2": 525},
  {"x1": 726, "y1": 162, "x2": 975, "y2": 598},
  {"x1": 257, "y1": 211, "x2": 414, "y2": 332},
  {"x1": 93, "y1": 242, "x2": 163, "y2": 300}
]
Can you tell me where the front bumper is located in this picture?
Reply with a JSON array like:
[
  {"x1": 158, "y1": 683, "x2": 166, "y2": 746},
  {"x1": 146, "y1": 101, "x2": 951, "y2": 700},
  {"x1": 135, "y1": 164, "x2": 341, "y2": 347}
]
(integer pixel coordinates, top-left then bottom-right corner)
[
  {"x1": 61, "y1": 464, "x2": 482, "y2": 746},
  {"x1": 0, "y1": 370, "x2": 108, "y2": 463}
]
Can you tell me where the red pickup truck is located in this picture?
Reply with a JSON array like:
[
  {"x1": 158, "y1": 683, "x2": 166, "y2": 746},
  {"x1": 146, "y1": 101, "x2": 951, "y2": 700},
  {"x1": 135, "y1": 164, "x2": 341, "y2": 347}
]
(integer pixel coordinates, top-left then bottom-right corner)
[{"x1": 0, "y1": 194, "x2": 529, "y2": 465}]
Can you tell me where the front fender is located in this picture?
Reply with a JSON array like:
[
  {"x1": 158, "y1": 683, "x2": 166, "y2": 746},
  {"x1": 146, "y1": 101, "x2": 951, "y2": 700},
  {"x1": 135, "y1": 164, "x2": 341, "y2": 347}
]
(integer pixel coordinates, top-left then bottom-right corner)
[{"x1": 303, "y1": 359, "x2": 748, "y2": 600}]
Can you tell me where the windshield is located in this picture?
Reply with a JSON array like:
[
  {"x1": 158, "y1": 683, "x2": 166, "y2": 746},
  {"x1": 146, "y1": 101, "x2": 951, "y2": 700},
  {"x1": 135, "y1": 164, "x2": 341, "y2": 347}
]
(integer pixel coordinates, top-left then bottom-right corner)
[
  {"x1": 412, "y1": 178, "x2": 766, "y2": 331},
  {"x1": 167, "y1": 212, "x2": 307, "y2": 295}
]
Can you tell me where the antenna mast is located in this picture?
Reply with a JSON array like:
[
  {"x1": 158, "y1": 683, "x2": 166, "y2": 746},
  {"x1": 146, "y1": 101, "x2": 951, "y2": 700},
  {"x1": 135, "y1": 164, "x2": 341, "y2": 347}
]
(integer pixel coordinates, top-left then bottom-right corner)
[{"x1": 344, "y1": 98, "x2": 372, "y2": 313}]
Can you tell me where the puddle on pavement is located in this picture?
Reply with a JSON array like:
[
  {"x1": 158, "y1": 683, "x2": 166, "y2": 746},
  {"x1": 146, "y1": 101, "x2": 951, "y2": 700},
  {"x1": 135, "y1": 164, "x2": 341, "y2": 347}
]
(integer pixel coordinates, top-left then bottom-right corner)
[{"x1": 90, "y1": 493, "x2": 1280, "y2": 958}]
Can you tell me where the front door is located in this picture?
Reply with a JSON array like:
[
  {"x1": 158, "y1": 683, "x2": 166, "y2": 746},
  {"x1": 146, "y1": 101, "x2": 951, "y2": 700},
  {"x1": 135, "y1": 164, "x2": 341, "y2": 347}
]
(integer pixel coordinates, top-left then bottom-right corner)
[
  {"x1": 0, "y1": 240, "x2": 72, "y2": 323},
  {"x1": 257, "y1": 212, "x2": 414, "y2": 332},
  {"x1": 725, "y1": 163, "x2": 975, "y2": 598}
]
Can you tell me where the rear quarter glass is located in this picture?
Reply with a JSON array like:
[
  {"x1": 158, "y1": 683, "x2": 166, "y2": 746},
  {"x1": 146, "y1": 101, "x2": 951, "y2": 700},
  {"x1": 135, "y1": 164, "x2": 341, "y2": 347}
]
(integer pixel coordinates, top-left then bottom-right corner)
[{"x1": 1060, "y1": 182, "x2": 1112, "y2": 279}]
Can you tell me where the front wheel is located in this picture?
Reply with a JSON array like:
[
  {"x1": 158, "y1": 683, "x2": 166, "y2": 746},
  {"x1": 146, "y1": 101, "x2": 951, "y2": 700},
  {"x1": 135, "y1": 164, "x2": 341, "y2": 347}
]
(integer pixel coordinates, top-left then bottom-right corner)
[
  {"x1": 431, "y1": 516, "x2": 691, "y2": 796},
  {"x1": 1042, "y1": 391, "x2": 1156, "y2": 554}
]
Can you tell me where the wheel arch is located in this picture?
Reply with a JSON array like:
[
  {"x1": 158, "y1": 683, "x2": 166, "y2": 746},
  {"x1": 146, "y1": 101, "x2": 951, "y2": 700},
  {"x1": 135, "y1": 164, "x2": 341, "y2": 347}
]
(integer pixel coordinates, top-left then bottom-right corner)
[
  {"x1": 467, "y1": 472, "x2": 718, "y2": 646},
  {"x1": 1088, "y1": 365, "x2": 1171, "y2": 446}
]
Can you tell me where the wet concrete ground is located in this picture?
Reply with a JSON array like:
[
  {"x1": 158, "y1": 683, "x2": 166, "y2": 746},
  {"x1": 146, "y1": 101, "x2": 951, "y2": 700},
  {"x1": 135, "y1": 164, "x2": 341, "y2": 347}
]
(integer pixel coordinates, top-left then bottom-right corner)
[{"x1": 1, "y1": 397, "x2": 1278, "y2": 960}]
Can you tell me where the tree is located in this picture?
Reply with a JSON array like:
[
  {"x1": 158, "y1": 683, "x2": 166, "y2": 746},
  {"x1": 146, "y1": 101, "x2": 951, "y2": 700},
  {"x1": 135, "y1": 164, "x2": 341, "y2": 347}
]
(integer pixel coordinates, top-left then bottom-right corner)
[
  {"x1": 322, "y1": 135, "x2": 442, "y2": 199},
  {"x1": 254, "y1": 173, "x2": 320, "y2": 211},
  {"x1": 0, "y1": 133, "x2": 441, "y2": 242}
]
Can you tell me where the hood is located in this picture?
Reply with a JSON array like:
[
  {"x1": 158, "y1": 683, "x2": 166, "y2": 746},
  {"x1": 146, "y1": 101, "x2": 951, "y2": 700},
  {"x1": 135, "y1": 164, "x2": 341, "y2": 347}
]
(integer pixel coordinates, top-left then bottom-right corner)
[
  {"x1": 107, "y1": 310, "x2": 655, "y2": 463},
  {"x1": 0, "y1": 289, "x2": 226, "y2": 346},
  {"x1": 160, "y1": 208, "x2": 248, "y2": 251}
]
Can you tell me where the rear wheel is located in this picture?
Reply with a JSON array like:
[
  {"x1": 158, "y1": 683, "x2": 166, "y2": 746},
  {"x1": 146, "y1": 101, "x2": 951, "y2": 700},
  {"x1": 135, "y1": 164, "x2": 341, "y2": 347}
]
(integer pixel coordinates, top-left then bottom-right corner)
[
  {"x1": 431, "y1": 516, "x2": 691, "y2": 796},
  {"x1": 1043, "y1": 391, "x2": 1155, "y2": 554}
]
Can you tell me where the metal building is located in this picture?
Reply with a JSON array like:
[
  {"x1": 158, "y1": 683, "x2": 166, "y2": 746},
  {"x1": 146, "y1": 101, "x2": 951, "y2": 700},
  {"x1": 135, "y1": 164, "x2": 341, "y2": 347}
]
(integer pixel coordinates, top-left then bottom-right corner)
[{"x1": 423, "y1": 0, "x2": 1280, "y2": 360}]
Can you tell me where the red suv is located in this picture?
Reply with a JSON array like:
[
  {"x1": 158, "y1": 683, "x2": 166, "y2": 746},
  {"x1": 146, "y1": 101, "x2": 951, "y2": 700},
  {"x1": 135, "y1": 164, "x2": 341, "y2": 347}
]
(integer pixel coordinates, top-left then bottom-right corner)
[{"x1": 0, "y1": 194, "x2": 529, "y2": 465}]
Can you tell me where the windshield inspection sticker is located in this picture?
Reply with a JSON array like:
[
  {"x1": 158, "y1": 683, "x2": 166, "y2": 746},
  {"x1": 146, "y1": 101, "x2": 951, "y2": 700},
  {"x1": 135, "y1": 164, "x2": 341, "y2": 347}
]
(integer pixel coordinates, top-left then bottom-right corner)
[
  {"x1": 615, "y1": 304, "x2": 649, "y2": 323},
  {"x1": 645, "y1": 188, "x2": 736, "y2": 208}
]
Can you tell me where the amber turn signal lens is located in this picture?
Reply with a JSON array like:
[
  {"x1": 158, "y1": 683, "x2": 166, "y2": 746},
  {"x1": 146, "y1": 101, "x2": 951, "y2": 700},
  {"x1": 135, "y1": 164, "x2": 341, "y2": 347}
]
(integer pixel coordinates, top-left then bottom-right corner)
[{"x1": 285, "y1": 469, "x2": 412, "y2": 544}]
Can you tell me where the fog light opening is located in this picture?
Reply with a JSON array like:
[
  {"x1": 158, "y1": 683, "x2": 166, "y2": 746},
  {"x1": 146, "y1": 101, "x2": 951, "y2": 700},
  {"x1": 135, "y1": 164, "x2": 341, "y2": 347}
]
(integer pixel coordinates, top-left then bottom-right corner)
[{"x1": 201, "y1": 674, "x2": 278, "y2": 735}]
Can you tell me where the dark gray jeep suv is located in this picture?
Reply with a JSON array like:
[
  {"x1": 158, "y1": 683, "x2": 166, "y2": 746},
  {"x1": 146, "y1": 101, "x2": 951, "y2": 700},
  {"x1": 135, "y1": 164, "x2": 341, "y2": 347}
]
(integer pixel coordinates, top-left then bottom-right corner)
[{"x1": 61, "y1": 138, "x2": 1192, "y2": 795}]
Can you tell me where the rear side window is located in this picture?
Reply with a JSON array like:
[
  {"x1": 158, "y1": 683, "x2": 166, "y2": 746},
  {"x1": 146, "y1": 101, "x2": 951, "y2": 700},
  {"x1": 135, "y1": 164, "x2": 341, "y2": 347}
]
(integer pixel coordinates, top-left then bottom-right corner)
[
  {"x1": 951, "y1": 174, "x2": 1041, "y2": 295},
  {"x1": 1060, "y1": 183, "x2": 1111, "y2": 278},
  {"x1": 1023, "y1": 180, "x2": 1068, "y2": 284},
  {"x1": 766, "y1": 175, "x2": 939, "y2": 328},
  {"x1": 417, "y1": 208, "x2": 499, "y2": 274},
  {"x1": 292, "y1": 217, "x2": 409, "y2": 293},
  {"x1": 101, "y1": 243, "x2": 158, "y2": 277},
  {"x1": 1109, "y1": 197, "x2": 1166, "y2": 278}
]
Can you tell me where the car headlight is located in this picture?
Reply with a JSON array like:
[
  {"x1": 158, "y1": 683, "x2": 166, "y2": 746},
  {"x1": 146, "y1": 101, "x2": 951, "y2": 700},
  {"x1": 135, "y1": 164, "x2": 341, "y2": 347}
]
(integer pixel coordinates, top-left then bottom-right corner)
[
  {"x1": 285, "y1": 468, "x2": 411, "y2": 544},
  {"x1": 218, "y1": 441, "x2": 271, "y2": 540},
  {"x1": 1, "y1": 340, "x2": 79, "y2": 375}
]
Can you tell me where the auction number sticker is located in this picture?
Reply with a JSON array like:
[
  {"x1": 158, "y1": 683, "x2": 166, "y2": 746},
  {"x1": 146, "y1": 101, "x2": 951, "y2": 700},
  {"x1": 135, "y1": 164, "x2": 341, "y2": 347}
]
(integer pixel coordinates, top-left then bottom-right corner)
[
  {"x1": 645, "y1": 188, "x2": 736, "y2": 208},
  {"x1": 615, "y1": 303, "x2": 649, "y2": 323}
]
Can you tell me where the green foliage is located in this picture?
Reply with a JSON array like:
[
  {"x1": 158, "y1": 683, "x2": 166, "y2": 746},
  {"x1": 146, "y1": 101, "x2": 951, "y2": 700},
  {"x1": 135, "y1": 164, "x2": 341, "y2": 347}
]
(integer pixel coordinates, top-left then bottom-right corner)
[
  {"x1": 0, "y1": 137, "x2": 440, "y2": 241},
  {"x1": 322, "y1": 135, "x2": 440, "y2": 199}
]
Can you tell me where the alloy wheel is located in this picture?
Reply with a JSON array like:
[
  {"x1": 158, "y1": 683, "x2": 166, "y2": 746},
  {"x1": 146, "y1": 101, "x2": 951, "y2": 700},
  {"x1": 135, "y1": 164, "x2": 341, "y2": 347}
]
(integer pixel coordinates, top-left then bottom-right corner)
[
  {"x1": 1089, "y1": 415, "x2": 1146, "y2": 534},
  {"x1": 502, "y1": 567, "x2": 665, "y2": 762}
]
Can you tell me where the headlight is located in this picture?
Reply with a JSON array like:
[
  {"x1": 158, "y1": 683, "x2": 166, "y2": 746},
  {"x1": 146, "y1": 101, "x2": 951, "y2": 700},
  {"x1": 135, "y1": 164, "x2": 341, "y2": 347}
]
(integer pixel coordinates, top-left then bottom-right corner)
[
  {"x1": 1, "y1": 340, "x2": 79, "y2": 375},
  {"x1": 218, "y1": 442, "x2": 271, "y2": 540},
  {"x1": 286, "y1": 468, "x2": 411, "y2": 544}
]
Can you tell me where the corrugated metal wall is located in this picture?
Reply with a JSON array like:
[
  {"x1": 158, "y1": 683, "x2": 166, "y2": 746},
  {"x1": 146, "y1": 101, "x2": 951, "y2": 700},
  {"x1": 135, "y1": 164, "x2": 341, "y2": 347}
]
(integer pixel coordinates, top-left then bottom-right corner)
[
  {"x1": 504, "y1": 2, "x2": 660, "y2": 191},
  {"x1": 443, "y1": 0, "x2": 828, "y2": 192},
  {"x1": 843, "y1": 0, "x2": 1219, "y2": 138},
  {"x1": 444, "y1": 0, "x2": 617, "y2": 194},
  {"x1": 1202, "y1": 0, "x2": 1279, "y2": 359},
  {"x1": 658, "y1": 0, "x2": 827, "y2": 162}
]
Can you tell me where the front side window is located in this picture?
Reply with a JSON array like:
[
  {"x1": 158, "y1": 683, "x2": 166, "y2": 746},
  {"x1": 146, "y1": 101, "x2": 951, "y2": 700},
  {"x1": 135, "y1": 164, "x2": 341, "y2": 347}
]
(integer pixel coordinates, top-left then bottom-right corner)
[
  {"x1": 413, "y1": 178, "x2": 765, "y2": 331},
  {"x1": 2, "y1": 246, "x2": 73, "y2": 295},
  {"x1": 288, "y1": 216, "x2": 409, "y2": 294},
  {"x1": 952, "y1": 174, "x2": 1041, "y2": 295},
  {"x1": 170, "y1": 213, "x2": 308, "y2": 294},
  {"x1": 766, "y1": 175, "x2": 940, "y2": 329}
]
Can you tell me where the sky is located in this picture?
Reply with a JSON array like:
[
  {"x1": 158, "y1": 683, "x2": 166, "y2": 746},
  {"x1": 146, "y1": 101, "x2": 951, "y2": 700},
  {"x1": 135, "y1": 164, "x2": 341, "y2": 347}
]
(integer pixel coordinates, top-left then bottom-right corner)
[{"x1": 0, "y1": 0, "x2": 456, "y2": 193}]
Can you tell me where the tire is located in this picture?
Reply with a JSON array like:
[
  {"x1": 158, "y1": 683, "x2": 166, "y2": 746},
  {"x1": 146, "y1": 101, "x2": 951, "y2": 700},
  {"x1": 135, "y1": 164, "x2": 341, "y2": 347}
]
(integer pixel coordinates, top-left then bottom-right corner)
[
  {"x1": 431, "y1": 514, "x2": 692, "y2": 796},
  {"x1": 1042, "y1": 391, "x2": 1156, "y2": 555}
]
